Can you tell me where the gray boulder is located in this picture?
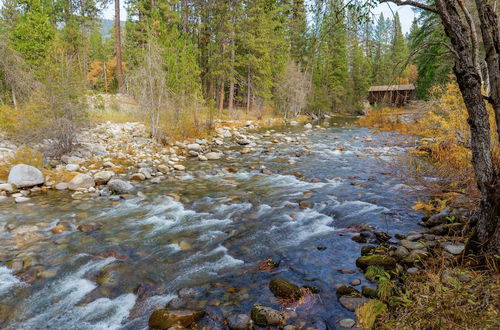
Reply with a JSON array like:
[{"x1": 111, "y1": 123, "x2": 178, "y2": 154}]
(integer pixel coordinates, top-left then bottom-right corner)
[
  {"x1": 94, "y1": 171, "x2": 114, "y2": 185},
  {"x1": 107, "y1": 179, "x2": 135, "y2": 194},
  {"x1": 8, "y1": 164, "x2": 45, "y2": 188}
]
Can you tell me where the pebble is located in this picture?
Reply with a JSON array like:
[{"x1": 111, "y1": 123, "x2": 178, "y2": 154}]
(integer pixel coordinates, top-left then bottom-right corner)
[
  {"x1": 444, "y1": 244, "x2": 465, "y2": 255},
  {"x1": 351, "y1": 279, "x2": 361, "y2": 286}
]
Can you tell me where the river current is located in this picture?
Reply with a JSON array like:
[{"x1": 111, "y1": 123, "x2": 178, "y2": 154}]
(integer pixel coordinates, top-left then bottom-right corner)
[{"x1": 0, "y1": 117, "x2": 427, "y2": 329}]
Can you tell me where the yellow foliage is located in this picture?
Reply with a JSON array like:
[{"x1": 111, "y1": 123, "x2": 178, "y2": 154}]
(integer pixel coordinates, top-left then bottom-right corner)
[{"x1": 356, "y1": 299, "x2": 387, "y2": 330}]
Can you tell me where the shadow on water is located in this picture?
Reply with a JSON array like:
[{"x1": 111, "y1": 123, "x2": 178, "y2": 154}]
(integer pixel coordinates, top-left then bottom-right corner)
[{"x1": 0, "y1": 117, "x2": 429, "y2": 329}]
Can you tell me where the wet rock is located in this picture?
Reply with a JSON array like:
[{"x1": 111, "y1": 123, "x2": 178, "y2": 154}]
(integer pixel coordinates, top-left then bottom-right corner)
[
  {"x1": 250, "y1": 304, "x2": 283, "y2": 326},
  {"x1": 77, "y1": 223, "x2": 102, "y2": 233},
  {"x1": 0, "y1": 183, "x2": 14, "y2": 193},
  {"x1": 204, "y1": 305, "x2": 225, "y2": 324},
  {"x1": 51, "y1": 224, "x2": 70, "y2": 234},
  {"x1": 205, "y1": 152, "x2": 222, "y2": 160},
  {"x1": 361, "y1": 245, "x2": 376, "y2": 256},
  {"x1": 361, "y1": 286, "x2": 378, "y2": 298},
  {"x1": 406, "y1": 234, "x2": 423, "y2": 241},
  {"x1": 339, "y1": 269, "x2": 356, "y2": 274},
  {"x1": 400, "y1": 239, "x2": 425, "y2": 250},
  {"x1": 94, "y1": 171, "x2": 114, "y2": 185},
  {"x1": 269, "y1": 278, "x2": 302, "y2": 300},
  {"x1": 179, "y1": 240, "x2": 192, "y2": 250},
  {"x1": 338, "y1": 296, "x2": 369, "y2": 312},
  {"x1": 15, "y1": 196, "x2": 31, "y2": 203},
  {"x1": 107, "y1": 179, "x2": 135, "y2": 194},
  {"x1": 336, "y1": 285, "x2": 360, "y2": 297},
  {"x1": 351, "y1": 279, "x2": 361, "y2": 286},
  {"x1": 134, "y1": 282, "x2": 159, "y2": 301},
  {"x1": 237, "y1": 139, "x2": 251, "y2": 145},
  {"x1": 148, "y1": 309, "x2": 205, "y2": 329},
  {"x1": 179, "y1": 287, "x2": 204, "y2": 299},
  {"x1": 339, "y1": 318, "x2": 356, "y2": 328},
  {"x1": 68, "y1": 173, "x2": 95, "y2": 191},
  {"x1": 356, "y1": 255, "x2": 396, "y2": 270},
  {"x1": 227, "y1": 313, "x2": 252, "y2": 329},
  {"x1": 402, "y1": 249, "x2": 428, "y2": 264},
  {"x1": 283, "y1": 325, "x2": 299, "y2": 330},
  {"x1": 351, "y1": 235, "x2": 367, "y2": 243},
  {"x1": 428, "y1": 224, "x2": 461, "y2": 236},
  {"x1": 167, "y1": 297, "x2": 188, "y2": 309},
  {"x1": 444, "y1": 244, "x2": 465, "y2": 255},
  {"x1": 373, "y1": 231, "x2": 391, "y2": 242},
  {"x1": 260, "y1": 168, "x2": 272, "y2": 175},
  {"x1": 8, "y1": 164, "x2": 45, "y2": 188},
  {"x1": 303, "y1": 285, "x2": 320, "y2": 293}
]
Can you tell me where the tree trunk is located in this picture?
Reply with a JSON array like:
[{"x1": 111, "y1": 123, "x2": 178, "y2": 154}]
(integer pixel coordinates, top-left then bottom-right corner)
[
  {"x1": 228, "y1": 32, "x2": 235, "y2": 113},
  {"x1": 435, "y1": 0, "x2": 499, "y2": 254},
  {"x1": 81, "y1": 21, "x2": 87, "y2": 84},
  {"x1": 474, "y1": 0, "x2": 500, "y2": 142},
  {"x1": 246, "y1": 68, "x2": 251, "y2": 113},
  {"x1": 115, "y1": 0, "x2": 124, "y2": 93},
  {"x1": 218, "y1": 78, "x2": 225, "y2": 115}
]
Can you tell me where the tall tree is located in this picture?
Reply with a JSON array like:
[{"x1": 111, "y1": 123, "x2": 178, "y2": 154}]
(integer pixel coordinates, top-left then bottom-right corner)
[{"x1": 115, "y1": 0, "x2": 123, "y2": 92}]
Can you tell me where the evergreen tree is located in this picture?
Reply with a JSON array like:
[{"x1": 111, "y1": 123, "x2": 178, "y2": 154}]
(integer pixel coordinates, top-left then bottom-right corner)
[{"x1": 390, "y1": 13, "x2": 408, "y2": 82}]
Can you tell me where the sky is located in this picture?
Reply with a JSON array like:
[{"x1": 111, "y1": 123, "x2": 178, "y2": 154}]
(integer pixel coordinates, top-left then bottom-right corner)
[{"x1": 102, "y1": 2, "x2": 416, "y2": 34}]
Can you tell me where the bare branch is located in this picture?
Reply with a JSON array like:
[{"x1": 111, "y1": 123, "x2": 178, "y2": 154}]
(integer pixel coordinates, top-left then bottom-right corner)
[{"x1": 379, "y1": 0, "x2": 438, "y2": 13}]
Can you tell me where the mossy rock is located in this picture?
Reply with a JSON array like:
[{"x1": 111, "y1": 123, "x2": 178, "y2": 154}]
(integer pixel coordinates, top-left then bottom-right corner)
[
  {"x1": 269, "y1": 278, "x2": 302, "y2": 300},
  {"x1": 355, "y1": 299, "x2": 387, "y2": 329},
  {"x1": 352, "y1": 235, "x2": 367, "y2": 243},
  {"x1": 361, "y1": 245, "x2": 376, "y2": 256},
  {"x1": 336, "y1": 285, "x2": 361, "y2": 297},
  {"x1": 356, "y1": 255, "x2": 396, "y2": 271},
  {"x1": 251, "y1": 304, "x2": 283, "y2": 326},
  {"x1": 148, "y1": 309, "x2": 205, "y2": 329},
  {"x1": 361, "y1": 286, "x2": 378, "y2": 298}
]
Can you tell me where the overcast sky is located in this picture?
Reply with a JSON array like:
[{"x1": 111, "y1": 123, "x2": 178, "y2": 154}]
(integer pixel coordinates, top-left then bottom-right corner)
[{"x1": 103, "y1": 2, "x2": 415, "y2": 33}]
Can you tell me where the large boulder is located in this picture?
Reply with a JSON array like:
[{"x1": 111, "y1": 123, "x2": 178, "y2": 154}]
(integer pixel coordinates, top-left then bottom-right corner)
[
  {"x1": 339, "y1": 296, "x2": 369, "y2": 312},
  {"x1": 148, "y1": 309, "x2": 205, "y2": 329},
  {"x1": 205, "y1": 152, "x2": 222, "y2": 160},
  {"x1": 8, "y1": 164, "x2": 45, "y2": 188},
  {"x1": 250, "y1": 305, "x2": 283, "y2": 326},
  {"x1": 107, "y1": 179, "x2": 135, "y2": 195},
  {"x1": 68, "y1": 173, "x2": 95, "y2": 191},
  {"x1": 269, "y1": 278, "x2": 302, "y2": 300}
]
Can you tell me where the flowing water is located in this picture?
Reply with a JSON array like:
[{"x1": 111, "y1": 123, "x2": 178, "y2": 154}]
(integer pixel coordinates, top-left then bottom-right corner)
[{"x1": 0, "y1": 117, "x2": 427, "y2": 329}]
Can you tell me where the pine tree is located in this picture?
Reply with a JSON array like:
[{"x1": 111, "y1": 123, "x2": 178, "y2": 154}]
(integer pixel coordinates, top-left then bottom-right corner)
[{"x1": 390, "y1": 13, "x2": 408, "y2": 82}]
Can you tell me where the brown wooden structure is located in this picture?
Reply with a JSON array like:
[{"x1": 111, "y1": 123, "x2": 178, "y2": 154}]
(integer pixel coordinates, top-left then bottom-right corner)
[{"x1": 367, "y1": 84, "x2": 415, "y2": 106}]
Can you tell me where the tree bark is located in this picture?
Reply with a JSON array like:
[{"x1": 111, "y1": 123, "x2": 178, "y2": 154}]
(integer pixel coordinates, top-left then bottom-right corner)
[
  {"x1": 246, "y1": 68, "x2": 251, "y2": 113},
  {"x1": 228, "y1": 29, "x2": 236, "y2": 113},
  {"x1": 218, "y1": 78, "x2": 225, "y2": 115},
  {"x1": 115, "y1": 0, "x2": 124, "y2": 93}
]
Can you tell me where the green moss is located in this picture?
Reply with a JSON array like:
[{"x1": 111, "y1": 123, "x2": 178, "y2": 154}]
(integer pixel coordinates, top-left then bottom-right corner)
[{"x1": 356, "y1": 255, "x2": 397, "y2": 271}]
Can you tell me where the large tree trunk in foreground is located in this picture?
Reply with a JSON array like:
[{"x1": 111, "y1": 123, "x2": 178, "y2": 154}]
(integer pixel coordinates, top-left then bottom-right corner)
[
  {"x1": 435, "y1": 0, "x2": 499, "y2": 255},
  {"x1": 115, "y1": 0, "x2": 124, "y2": 93}
]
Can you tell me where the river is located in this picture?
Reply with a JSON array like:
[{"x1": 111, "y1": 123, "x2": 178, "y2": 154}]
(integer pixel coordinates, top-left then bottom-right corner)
[{"x1": 0, "y1": 117, "x2": 427, "y2": 329}]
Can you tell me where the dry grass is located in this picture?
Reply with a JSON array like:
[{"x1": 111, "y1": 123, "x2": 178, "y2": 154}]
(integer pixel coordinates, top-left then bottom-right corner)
[{"x1": 378, "y1": 258, "x2": 500, "y2": 330}]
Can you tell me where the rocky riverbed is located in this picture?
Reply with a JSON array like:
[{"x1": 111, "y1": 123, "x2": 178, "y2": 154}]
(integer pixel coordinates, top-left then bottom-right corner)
[{"x1": 0, "y1": 117, "x2": 440, "y2": 329}]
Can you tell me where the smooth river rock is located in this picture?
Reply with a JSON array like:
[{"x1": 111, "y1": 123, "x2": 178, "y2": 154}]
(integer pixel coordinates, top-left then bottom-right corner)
[
  {"x1": 107, "y1": 179, "x2": 135, "y2": 194},
  {"x1": 8, "y1": 164, "x2": 45, "y2": 188},
  {"x1": 148, "y1": 309, "x2": 205, "y2": 329},
  {"x1": 68, "y1": 173, "x2": 95, "y2": 190},
  {"x1": 251, "y1": 305, "x2": 283, "y2": 326}
]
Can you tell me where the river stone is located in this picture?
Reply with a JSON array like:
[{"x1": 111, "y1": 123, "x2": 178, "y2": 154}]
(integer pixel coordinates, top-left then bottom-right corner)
[
  {"x1": 227, "y1": 313, "x2": 252, "y2": 329},
  {"x1": 94, "y1": 171, "x2": 114, "y2": 185},
  {"x1": 355, "y1": 255, "x2": 396, "y2": 270},
  {"x1": 237, "y1": 139, "x2": 251, "y2": 145},
  {"x1": 77, "y1": 223, "x2": 102, "y2": 233},
  {"x1": 338, "y1": 296, "x2": 369, "y2": 312},
  {"x1": 187, "y1": 143, "x2": 201, "y2": 151},
  {"x1": 68, "y1": 173, "x2": 95, "y2": 190},
  {"x1": 424, "y1": 208, "x2": 451, "y2": 227},
  {"x1": 0, "y1": 183, "x2": 14, "y2": 193},
  {"x1": 250, "y1": 305, "x2": 283, "y2": 326},
  {"x1": 178, "y1": 287, "x2": 204, "y2": 299},
  {"x1": 173, "y1": 165, "x2": 186, "y2": 171},
  {"x1": 107, "y1": 179, "x2": 135, "y2": 194},
  {"x1": 15, "y1": 197, "x2": 31, "y2": 203},
  {"x1": 0, "y1": 196, "x2": 8, "y2": 202},
  {"x1": 269, "y1": 278, "x2": 302, "y2": 300},
  {"x1": 339, "y1": 318, "x2": 356, "y2": 328},
  {"x1": 65, "y1": 164, "x2": 80, "y2": 171},
  {"x1": 406, "y1": 234, "x2": 423, "y2": 241},
  {"x1": 148, "y1": 309, "x2": 205, "y2": 329},
  {"x1": 205, "y1": 152, "x2": 222, "y2": 160},
  {"x1": 394, "y1": 246, "x2": 410, "y2": 260},
  {"x1": 55, "y1": 182, "x2": 68, "y2": 190},
  {"x1": 361, "y1": 286, "x2": 378, "y2": 298},
  {"x1": 400, "y1": 239, "x2": 425, "y2": 250},
  {"x1": 336, "y1": 285, "x2": 361, "y2": 297},
  {"x1": 444, "y1": 244, "x2": 465, "y2": 255},
  {"x1": 130, "y1": 173, "x2": 146, "y2": 181},
  {"x1": 304, "y1": 123, "x2": 313, "y2": 129},
  {"x1": 8, "y1": 164, "x2": 45, "y2": 188}
]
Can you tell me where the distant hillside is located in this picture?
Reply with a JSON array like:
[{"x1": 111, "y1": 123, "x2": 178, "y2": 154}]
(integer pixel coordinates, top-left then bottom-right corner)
[{"x1": 101, "y1": 19, "x2": 124, "y2": 38}]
